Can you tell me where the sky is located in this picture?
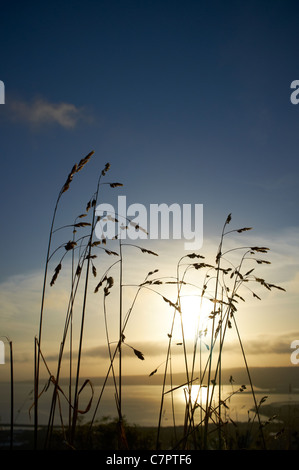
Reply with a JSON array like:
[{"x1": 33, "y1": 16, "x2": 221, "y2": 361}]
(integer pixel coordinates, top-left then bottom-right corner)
[{"x1": 0, "y1": 0, "x2": 299, "y2": 398}]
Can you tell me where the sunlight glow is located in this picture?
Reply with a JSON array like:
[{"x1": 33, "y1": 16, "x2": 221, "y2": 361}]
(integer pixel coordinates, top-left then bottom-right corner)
[
  {"x1": 181, "y1": 384, "x2": 210, "y2": 409},
  {"x1": 190, "y1": 384, "x2": 208, "y2": 406},
  {"x1": 179, "y1": 295, "x2": 211, "y2": 341}
]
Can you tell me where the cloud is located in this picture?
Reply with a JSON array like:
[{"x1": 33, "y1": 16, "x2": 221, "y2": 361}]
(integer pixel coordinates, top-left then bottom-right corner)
[
  {"x1": 9, "y1": 97, "x2": 92, "y2": 129},
  {"x1": 82, "y1": 331, "x2": 299, "y2": 360},
  {"x1": 12, "y1": 332, "x2": 298, "y2": 365},
  {"x1": 222, "y1": 331, "x2": 299, "y2": 356}
]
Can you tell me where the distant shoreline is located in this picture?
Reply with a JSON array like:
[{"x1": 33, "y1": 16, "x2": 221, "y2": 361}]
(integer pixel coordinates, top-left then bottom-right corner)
[{"x1": 5, "y1": 366, "x2": 299, "y2": 392}]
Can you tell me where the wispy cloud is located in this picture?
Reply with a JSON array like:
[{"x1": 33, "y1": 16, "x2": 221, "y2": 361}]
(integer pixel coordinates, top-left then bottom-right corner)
[
  {"x1": 221, "y1": 331, "x2": 299, "y2": 356},
  {"x1": 60, "y1": 330, "x2": 299, "y2": 364},
  {"x1": 8, "y1": 97, "x2": 92, "y2": 129}
]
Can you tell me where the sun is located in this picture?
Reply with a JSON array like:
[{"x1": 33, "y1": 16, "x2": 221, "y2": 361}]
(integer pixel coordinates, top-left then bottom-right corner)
[
  {"x1": 178, "y1": 294, "x2": 211, "y2": 341},
  {"x1": 181, "y1": 384, "x2": 209, "y2": 408}
]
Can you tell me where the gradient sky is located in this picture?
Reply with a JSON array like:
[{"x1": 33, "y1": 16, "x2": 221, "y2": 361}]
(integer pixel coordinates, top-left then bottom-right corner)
[{"x1": 0, "y1": 0, "x2": 299, "y2": 385}]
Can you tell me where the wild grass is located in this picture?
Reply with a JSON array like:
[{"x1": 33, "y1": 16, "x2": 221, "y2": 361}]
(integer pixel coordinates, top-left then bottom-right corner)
[
  {"x1": 149, "y1": 214, "x2": 287, "y2": 450},
  {"x1": 2, "y1": 151, "x2": 288, "y2": 451}
]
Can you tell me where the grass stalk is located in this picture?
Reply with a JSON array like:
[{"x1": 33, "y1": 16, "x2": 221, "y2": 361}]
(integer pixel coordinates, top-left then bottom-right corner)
[
  {"x1": 70, "y1": 180, "x2": 101, "y2": 444},
  {"x1": 9, "y1": 340, "x2": 14, "y2": 450},
  {"x1": 118, "y1": 239, "x2": 123, "y2": 434},
  {"x1": 203, "y1": 215, "x2": 229, "y2": 448},
  {"x1": 35, "y1": 152, "x2": 94, "y2": 448},
  {"x1": 231, "y1": 313, "x2": 266, "y2": 449},
  {"x1": 34, "y1": 194, "x2": 60, "y2": 448}
]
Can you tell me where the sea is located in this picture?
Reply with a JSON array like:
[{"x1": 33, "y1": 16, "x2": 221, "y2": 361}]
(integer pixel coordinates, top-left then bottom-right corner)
[{"x1": 0, "y1": 381, "x2": 298, "y2": 429}]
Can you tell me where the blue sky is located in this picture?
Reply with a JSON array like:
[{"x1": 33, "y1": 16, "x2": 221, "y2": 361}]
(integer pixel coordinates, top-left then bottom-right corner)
[{"x1": 0, "y1": 0, "x2": 299, "y2": 383}]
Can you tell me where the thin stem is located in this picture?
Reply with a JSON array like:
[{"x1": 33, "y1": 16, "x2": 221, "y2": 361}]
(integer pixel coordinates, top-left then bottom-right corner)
[
  {"x1": 218, "y1": 289, "x2": 223, "y2": 449},
  {"x1": 103, "y1": 285, "x2": 120, "y2": 413},
  {"x1": 70, "y1": 203, "x2": 98, "y2": 444},
  {"x1": 231, "y1": 313, "x2": 266, "y2": 449},
  {"x1": 45, "y1": 250, "x2": 87, "y2": 448},
  {"x1": 203, "y1": 219, "x2": 227, "y2": 448},
  {"x1": 35, "y1": 193, "x2": 61, "y2": 448},
  {"x1": 118, "y1": 239, "x2": 123, "y2": 432},
  {"x1": 156, "y1": 260, "x2": 187, "y2": 448},
  {"x1": 9, "y1": 340, "x2": 13, "y2": 450},
  {"x1": 89, "y1": 267, "x2": 154, "y2": 433},
  {"x1": 156, "y1": 310, "x2": 177, "y2": 449}
]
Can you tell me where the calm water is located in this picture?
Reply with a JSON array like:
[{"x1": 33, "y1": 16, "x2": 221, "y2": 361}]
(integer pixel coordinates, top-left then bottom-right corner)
[{"x1": 1, "y1": 381, "x2": 298, "y2": 428}]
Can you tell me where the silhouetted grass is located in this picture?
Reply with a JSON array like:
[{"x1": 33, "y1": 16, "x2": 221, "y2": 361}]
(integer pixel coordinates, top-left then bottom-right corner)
[{"x1": 2, "y1": 151, "x2": 288, "y2": 451}]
